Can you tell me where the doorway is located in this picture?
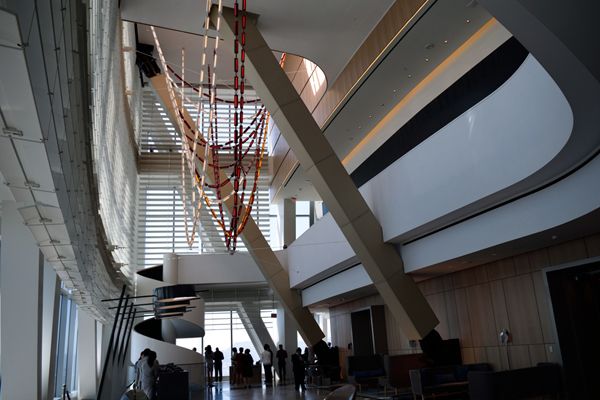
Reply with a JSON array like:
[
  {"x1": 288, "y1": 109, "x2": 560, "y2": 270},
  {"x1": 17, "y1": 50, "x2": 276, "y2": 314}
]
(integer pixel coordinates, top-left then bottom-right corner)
[{"x1": 547, "y1": 260, "x2": 600, "y2": 398}]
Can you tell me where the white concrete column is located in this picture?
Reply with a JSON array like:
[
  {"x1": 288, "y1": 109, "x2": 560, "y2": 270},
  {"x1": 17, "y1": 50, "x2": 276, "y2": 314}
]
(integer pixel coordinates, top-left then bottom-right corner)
[
  {"x1": 163, "y1": 253, "x2": 179, "y2": 284},
  {"x1": 0, "y1": 201, "x2": 44, "y2": 399},
  {"x1": 77, "y1": 310, "x2": 98, "y2": 399},
  {"x1": 277, "y1": 305, "x2": 298, "y2": 351},
  {"x1": 276, "y1": 305, "x2": 298, "y2": 380}
]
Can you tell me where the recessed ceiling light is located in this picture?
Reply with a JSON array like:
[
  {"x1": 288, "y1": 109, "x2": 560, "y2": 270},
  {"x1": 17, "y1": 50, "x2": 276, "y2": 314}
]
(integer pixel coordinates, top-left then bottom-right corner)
[
  {"x1": 466, "y1": 19, "x2": 471, "y2": 23},
  {"x1": 425, "y1": 58, "x2": 430, "y2": 62},
  {"x1": 408, "y1": 74, "x2": 412, "y2": 78},
  {"x1": 368, "y1": 115, "x2": 373, "y2": 118},
  {"x1": 393, "y1": 89, "x2": 397, "y2": 93},
  {"x1": 444, "y1": 40, "x2": 448, "y2": 44}
]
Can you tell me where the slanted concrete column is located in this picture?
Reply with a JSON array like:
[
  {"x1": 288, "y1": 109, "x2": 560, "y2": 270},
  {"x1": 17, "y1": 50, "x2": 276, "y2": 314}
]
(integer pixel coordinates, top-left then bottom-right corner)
[
  {"x1": 212, "y1": 7, "x2": 438, "y2": 339},
  {"x1": 237, "y1": 302, "x2": 277, "y2": 359},
  {"x1": 150, "y1": 74, "x2": 325, "y2": 346},
  {"x1": 0, "y1": 201, "x2": 44, "y2": 399},
  {"x1": 77, "y1": 311, "x2": 98, "y2": 399}
]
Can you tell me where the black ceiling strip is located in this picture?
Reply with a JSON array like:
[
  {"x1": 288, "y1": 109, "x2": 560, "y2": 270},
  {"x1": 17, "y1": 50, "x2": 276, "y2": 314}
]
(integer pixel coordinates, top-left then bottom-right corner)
[{"x1": 350, "y1": 37, "x2": 528, "y2": 188}]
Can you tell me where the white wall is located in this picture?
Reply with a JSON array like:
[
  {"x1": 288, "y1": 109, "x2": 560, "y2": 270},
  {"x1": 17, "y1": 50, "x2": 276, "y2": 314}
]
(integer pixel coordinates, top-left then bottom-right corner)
[
  {"x1": 0, "y1": 202, "x2": 44, "y2": 399},
  {"x1": 286, "y1": 54, "x2": 577, "y2": 285},
  {"x1": 302, "y1": 264, "x2": 372, "y2": 307},
  {"x1": 359, "y1": 55, "x2": 572, "y2": 242},
  {"x1": 178, "y1": 253, "x2": 265, "y2": 284},
  {"x1": 402, "y1": 151, "x2": 600, "y2": 271},
  {"x1": 287, "y1": 213, "x2": 356, "y2": 288}
]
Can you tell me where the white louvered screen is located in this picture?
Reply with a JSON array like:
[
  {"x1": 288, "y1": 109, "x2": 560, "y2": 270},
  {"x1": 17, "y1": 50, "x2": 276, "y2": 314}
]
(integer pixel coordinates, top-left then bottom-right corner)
[
  {"x1": 90, "y1": 5, "x2": 138, "y2": 281},
  {"x1": 136, "y1": 86, "x2": 271, "y2": 267}
]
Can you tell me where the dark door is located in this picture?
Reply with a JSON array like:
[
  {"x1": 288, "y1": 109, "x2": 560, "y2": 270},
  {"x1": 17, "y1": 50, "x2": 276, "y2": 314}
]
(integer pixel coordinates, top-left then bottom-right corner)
[
  {"x1": 547, "y1": 261, "x2": 600, "y2": 398},
  {"x1": 351, "y1": 309, "x2": 374, "y2": 356}
]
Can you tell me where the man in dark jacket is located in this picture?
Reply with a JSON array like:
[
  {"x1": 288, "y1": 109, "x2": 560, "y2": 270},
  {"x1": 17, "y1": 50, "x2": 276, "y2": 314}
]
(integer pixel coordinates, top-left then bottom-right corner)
[
  {"x1": 276, "y1": 344, "x2": 288, "y2": 384},
  {"x1": 213, "y1": 347, "x2": 224, "y2": 382},
  {"x1": 292, "y1": 347, "x2": 306, "y2": 391}
]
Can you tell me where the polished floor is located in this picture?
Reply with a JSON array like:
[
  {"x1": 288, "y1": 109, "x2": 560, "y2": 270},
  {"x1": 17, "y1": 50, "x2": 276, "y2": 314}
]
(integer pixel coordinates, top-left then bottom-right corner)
[{"x1": 192, "y1": 381, "x2": 331, "y2": 399}]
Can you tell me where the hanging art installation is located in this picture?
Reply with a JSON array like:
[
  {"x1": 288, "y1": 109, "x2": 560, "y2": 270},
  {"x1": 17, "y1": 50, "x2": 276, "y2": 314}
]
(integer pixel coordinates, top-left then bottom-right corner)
[{"x1": 151, "y1": 0, "x2": 270, "y2": 253}]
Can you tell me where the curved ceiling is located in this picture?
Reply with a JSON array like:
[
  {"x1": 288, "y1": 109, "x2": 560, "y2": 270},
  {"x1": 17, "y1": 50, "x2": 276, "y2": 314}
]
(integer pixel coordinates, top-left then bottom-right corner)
[{"x1": 121, "y1": 0, "x2": 395, "y2": 83}]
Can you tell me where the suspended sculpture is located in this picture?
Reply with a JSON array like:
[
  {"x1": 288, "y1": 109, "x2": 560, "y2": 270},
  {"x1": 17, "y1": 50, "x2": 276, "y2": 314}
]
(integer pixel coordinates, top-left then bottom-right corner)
[{"x1": 151, "y1": 0, "x2": 268, "y2": 253}]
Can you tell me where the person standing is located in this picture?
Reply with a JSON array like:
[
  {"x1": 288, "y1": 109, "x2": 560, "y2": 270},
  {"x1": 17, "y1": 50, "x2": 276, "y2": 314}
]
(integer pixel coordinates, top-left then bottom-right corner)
[
  {"x1": 205, "y1": 345, "x2": 214, "y2": 386},
  {"x1": 140, "y1": 350, "x2": 159, "y2": 399},
  {"x1": 261, "y1": 344, "x2": 273, "y2": 386},
  {"x1": 243, "y1": 348, "x2": 254, "y2": 388},
  {"x1": 235, "y1": 347, "x2": 245, "y2": 386},
  {"x1": 231, "y1": 347, "x2": 238, "y2": 385},
  {"x1": 292, "y1": 347, "x2": 306, "y2": 391},
  {"x1": 213, "y1": 347, "x2": 224, "y2": 382},
  {"x1": 276, "y1": 344, "x2": 288, "y2": 384}
]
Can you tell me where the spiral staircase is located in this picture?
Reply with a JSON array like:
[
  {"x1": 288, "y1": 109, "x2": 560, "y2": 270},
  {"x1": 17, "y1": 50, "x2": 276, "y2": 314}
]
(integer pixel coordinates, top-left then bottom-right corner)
[{"x1": 131, "y1": 262, "x2": 207, "y2": 388}]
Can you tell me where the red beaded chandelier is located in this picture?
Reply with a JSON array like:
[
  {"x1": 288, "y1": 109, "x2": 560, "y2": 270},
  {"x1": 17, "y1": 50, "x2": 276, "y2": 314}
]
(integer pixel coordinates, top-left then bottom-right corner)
[{"x1": 151, "y1": 0, "x2": 268, "y2": 253}]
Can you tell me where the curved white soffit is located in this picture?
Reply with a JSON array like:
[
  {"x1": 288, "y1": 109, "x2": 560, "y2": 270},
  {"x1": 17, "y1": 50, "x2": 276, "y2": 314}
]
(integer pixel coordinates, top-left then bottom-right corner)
[
  {"x1": 359, "y1": 55, "x2": 573, "y2": 242},
  {"x1": 402, "y1": 151, "x2": 600, "y2": 272}
]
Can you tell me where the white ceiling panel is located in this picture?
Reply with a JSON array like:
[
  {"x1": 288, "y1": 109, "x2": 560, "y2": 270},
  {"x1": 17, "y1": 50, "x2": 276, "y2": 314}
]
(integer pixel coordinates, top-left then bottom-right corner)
[
  {"x1": 29, "y1": 190, "x2": 60, "y2": 208},
  {"x1": 0, "y1": 171, "x2": 15, "y2": 202},
  {"x1": 0, "y1": 10, "x2": 20, "y2": 48},
  {"x1": 121, "y1": 0, "x2": 395, "y2": 83},
  {"x1": 27, "y1": 223, "x2": 50, "y2": 241},
  {"x1": 0, "y1": 47, "x2": 44, "y2": 141},
  {"x1": 44, "y1": 224, "x2": 71, "y2": 244},
  {"x1": 37, "y1": 204, "x2": 66, "y2": 223},
  {"x1": 0, "y1": 136, "x2": 26, "y2": 185},
  {"x1": 7, "y1": 186, "x2": 35, "y2": 203},
  {"x1": 12, "y1": 140, "x2": 55, "y2": 191}
]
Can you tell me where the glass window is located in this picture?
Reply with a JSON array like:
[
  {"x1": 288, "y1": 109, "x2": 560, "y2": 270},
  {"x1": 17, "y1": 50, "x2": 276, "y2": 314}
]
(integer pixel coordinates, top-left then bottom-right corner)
[
  {"x1": 296, "y1": 201, "x2": 310, "y2": 215},
  {"x1": 54, "y1": 292, "x2": 79, "y2": 397},
  {"x1": 296, "y1": 216, "x2": 310, "y2": 238}
]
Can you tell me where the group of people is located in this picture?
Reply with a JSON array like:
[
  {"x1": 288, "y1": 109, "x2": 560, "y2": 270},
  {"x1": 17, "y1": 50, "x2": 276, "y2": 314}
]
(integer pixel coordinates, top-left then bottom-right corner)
[
  {"x1": 134, "y1": 348, "x2": 160, "y2": 400},
  {"x1": 196, "y1": 343, "x2": 323, "y2": 391},
  {"x1": 234, "y1": 343, "x2": 308, "y2": 392},
  {"x1": 195, "y1": 345, "x2": 224, "y2": 386}
]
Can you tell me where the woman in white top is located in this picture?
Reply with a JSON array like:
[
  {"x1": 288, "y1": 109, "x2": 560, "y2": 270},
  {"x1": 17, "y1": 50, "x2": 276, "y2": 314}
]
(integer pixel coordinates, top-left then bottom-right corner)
[{"x1": 139, "y1": 351, "x2": 159, "y2": 399}]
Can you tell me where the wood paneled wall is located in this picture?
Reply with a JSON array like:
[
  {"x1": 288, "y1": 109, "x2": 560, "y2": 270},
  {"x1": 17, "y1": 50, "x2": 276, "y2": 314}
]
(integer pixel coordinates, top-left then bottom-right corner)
[
  {"x1": 329, "y1": 233, "x2": 600, "y2": 371},
  {"x1": 312, "y1": 0, "x2": 428, "y2": 128}
]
